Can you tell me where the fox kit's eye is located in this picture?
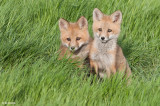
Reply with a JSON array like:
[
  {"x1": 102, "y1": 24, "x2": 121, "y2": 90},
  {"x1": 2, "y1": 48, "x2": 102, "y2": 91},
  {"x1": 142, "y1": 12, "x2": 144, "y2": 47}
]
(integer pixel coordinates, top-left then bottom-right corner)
[
  {"x1": 76, "y1": 37, "x2": 81, "y2": 40},
  {"x1": 67, "y1": 38, "x2": 71, "y2": 41},
  {"x1": 108, "y1": 29, "x2": 112, "y2": 32},
  {"x1": 98, "y1": 28, "x2": 102, "y2": 31}
]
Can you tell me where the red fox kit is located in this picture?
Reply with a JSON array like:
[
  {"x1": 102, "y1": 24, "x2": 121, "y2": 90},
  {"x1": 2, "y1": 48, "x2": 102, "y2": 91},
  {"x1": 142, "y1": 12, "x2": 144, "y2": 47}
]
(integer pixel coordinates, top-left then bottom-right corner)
[
  {"x1": 59, "y1": 16, "x2": 92, "y2": 66},
  {"x1": 89, "y1": 8, "x2": 131, "y2": 78}
]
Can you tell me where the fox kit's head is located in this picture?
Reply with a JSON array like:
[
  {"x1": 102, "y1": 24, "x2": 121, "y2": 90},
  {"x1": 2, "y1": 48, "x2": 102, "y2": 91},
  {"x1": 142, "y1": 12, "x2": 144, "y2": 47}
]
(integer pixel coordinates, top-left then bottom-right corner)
[
  {"x1": 59, "y1": 16, "x2": 90, "y2": 52},
  {"x1": 93, "y1": 8, "x2": 122, "y2": 43}
]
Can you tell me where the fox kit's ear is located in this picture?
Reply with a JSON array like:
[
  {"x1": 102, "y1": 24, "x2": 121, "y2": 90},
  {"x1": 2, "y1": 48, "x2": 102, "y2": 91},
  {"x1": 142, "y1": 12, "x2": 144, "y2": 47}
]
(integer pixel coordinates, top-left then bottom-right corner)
[
  {"x1": 111, "y1": 11, "x2": 122, "y2": 24},
  {"x1": 77, "y1": 16, "x2": 88, "y2": 29},
  {"x1": 59, "y1": 18, "x2": 69, "y2": 31},
  {"x1": 93, "y1": 8, "x2": 103, "y2": 21}
]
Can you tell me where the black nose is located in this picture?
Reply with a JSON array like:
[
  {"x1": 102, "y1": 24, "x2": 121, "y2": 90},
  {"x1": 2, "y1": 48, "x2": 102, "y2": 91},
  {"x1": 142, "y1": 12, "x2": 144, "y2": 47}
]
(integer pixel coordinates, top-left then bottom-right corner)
[
  {"x1": 71, "y1": 46, "x2": 75, "y2": 50},
  {"x1": 101, "y1": 37, "x2": 105, "y2": 40}
]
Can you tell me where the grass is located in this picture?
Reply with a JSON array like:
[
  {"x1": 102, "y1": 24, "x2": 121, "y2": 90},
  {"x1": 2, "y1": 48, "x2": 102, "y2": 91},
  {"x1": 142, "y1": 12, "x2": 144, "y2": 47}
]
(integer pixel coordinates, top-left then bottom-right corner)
[{"x1": 0, "y1": 0, "x2": 160, "y2": 105}]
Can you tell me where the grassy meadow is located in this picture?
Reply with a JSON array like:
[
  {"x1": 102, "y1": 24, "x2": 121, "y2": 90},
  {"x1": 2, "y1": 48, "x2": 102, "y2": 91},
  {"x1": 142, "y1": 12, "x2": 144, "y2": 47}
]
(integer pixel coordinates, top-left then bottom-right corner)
[{"x1": 0, "y1": 0, "x2": 160, "y2": 105}]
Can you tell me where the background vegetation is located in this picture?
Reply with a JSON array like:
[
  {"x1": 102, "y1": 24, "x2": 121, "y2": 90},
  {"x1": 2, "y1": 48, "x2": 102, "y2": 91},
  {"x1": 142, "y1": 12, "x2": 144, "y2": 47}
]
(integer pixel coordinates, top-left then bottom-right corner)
[{"x1": 0, "y1": 0, "x2": 160, "y2": 105}]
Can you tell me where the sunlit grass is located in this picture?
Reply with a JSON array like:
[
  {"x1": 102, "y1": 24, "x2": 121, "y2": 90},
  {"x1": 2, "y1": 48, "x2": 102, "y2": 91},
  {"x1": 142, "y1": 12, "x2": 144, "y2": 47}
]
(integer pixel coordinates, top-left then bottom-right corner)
[{"x1": 0, "y1": 0, "x2": 160, "y2": 105}]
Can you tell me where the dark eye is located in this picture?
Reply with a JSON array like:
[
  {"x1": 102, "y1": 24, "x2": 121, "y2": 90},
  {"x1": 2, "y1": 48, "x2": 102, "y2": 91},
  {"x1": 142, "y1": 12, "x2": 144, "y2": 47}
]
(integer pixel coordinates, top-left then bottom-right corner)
[
  {"x1": 108, "y1": 29, "x2": 112, "y2": 32},
  {"x1": 76, "y1": 37, "x2": 81, "y2": 40},
  {"x1": 98, "y1": 28, "x2": 102, "y2": 31},
  {"x1": 67, "y1": 38, "x2": 71, "y2": 41}
]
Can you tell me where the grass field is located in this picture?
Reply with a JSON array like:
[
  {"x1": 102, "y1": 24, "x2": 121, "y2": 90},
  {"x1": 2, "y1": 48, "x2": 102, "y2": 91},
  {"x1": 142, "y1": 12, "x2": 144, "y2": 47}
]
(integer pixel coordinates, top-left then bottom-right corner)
[{"x1": 0, "y1": 0, "x2": 160, "y2": 105}]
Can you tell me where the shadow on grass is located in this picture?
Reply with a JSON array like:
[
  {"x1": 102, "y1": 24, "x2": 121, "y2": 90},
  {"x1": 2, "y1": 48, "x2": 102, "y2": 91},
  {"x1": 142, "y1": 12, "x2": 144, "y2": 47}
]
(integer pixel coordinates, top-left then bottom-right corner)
[{"x1": 118, "y1": 35, "x2": 133, "y2": 59}]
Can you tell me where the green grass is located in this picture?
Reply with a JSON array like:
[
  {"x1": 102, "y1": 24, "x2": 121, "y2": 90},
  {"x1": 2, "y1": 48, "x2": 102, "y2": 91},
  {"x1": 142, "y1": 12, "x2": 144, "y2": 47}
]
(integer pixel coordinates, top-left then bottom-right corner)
[{"x1": 0, "y1": 0, "x2": 160, "y2": 105}]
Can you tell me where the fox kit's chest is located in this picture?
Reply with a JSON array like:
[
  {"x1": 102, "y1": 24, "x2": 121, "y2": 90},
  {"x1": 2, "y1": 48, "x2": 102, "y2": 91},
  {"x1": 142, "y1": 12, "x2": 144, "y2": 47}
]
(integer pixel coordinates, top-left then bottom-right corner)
[{"x1": 90, "y1": 39, "x2": 117, "y2": 69}]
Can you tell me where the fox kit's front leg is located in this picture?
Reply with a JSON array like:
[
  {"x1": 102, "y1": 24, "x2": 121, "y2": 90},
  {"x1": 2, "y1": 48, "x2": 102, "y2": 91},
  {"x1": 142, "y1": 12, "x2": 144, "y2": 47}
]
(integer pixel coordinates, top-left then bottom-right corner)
[
  {"x1": 111, "y1": 62, "x2": 116, "y2": 74},
  {"x1": 105, "y1": 53, "x2": 117, "y2": 77},
  {"x1": 106, "y1": 66, "x2": 111, "y2": 78},
  {"x1": 90, "y1": 60, "x2": 98, "y2": 75},
  {"x1": 90, "y1": 60, "x2": 94, "y2": 74},
  {"x1": 106, "y1": 63, "x2": 116, "y2": 78}
]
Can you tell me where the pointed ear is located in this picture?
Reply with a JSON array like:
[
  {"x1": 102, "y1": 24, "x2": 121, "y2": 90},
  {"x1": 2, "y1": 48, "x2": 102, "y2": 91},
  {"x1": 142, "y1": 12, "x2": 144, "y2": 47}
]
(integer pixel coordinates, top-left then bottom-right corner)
[
  {"x1": 77, "y1": 16, "x2": 88, "y2": 29},
  {"x1": 93, "y1": 8, "x2": 103, "y2": 21},
  {"x1": 59, "y1": 18, "x2": 69, "y2": 30},
  {"x1": 111, "y1": 10, "x2": 122, "y2": 24}
]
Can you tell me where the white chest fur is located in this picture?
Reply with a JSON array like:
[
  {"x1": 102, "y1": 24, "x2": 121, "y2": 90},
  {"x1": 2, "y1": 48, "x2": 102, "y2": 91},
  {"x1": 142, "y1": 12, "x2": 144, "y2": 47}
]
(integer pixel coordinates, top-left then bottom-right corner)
[{"x1": 91, "y1": 38, "x2": 117, "y2": 70}]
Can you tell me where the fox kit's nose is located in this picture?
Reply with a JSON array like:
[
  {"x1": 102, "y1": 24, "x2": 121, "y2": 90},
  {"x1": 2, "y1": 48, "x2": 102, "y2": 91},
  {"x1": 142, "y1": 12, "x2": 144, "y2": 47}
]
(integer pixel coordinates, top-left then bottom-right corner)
[
  {"x1": 101, "y1": 37, "x2": 105, "y2": 40},
  {"x1": 71, "y1": 46, "x2": 75, "y2": 50}
]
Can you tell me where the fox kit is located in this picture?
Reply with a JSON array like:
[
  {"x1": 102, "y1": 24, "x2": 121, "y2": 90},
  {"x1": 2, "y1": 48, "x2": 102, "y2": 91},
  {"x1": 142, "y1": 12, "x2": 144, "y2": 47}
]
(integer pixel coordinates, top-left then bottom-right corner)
[
  {"x1": 59, "y1": 16, "x2": 92, "y2": 66},
  {"x1": 89, "y1": 8, "x2": 131, "y2": 78}
]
